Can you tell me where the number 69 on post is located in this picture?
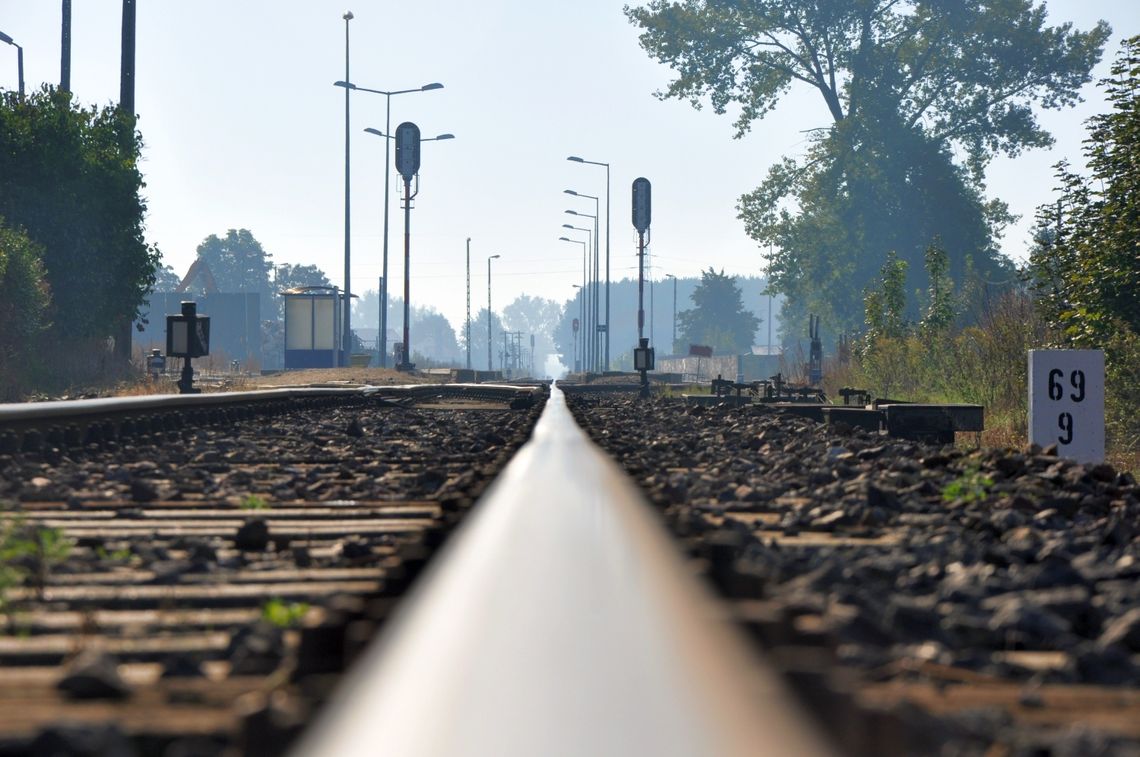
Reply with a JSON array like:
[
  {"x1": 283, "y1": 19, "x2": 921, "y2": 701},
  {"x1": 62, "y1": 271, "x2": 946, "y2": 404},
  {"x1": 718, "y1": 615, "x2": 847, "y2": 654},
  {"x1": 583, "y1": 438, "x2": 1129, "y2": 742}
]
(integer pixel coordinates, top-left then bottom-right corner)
[{"x1": 1028, "y1": 349, "x2": 1104, "y2": 464}]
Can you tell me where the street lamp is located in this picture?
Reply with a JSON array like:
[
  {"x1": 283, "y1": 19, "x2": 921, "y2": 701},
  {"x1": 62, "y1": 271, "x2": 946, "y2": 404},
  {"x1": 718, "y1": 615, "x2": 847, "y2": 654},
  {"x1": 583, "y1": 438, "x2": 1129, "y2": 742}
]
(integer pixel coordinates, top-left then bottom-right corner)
[
  {"x1": 567, "y1": 155, "x2": 611, "y2": 370},
  {"x1": 564, "y1": 209, "x2": 598, "y2": 371},
  {"x1": 564, "y1": 191, "x2": 600, "y2": 369},
  {"x1": 487, "y1": 254, "x2": 501, "y2": 372},
  {"x1": 665, "y1": 273, "x2": 677, "y2": 356},
  {"x1": 561, "y1": 222, "x2": 593, "y2": 371},
  {"x1": 338, "y1": 12, "x2": 353, "y2": 366},
  {"x1": 0, "y1": 29, "x2": 25, "y2": 100},
  {"x1": 335, "y1": 78, "x2": 444, "y2": 367},
  {"x1": 559, "y1": 236, "x2": 588, "y2": 374}
]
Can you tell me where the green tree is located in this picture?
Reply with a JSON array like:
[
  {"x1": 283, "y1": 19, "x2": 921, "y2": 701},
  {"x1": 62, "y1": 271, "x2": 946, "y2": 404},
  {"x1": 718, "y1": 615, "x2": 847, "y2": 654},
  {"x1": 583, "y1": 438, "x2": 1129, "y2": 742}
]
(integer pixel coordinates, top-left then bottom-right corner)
[
  {"x1": 470, "y1": 308, "x2": 507, "y2": 370},
  {"x1": 0, "y1": 222, "x2": 50, "y2": 398},
  {"x1": 194, "y1": 229, "x2": 273, "y2": 296},
  {"x1": 1029, "y1": 37, "x2": 1140, "y2": 345},
  {"x1": 863, "y1": 252, "x2": 908, "y2": 344},
  {"x1": 148, "y1": 263, "x2": 182, "y2": 293},
  {"x1": 921, "y1": 239, "x2": 957, "y2": 335},
  {"x1": 1028, "y1": 37, "x2": 1140, "y2": 450},
  {"x1": 626, "y1": 0, "x2": 1107, "y2": 165},
  {"x1": 276, "y1": 263, "x2": 330, "y2": 293},
  {"x1": 626, "y1": 0, "x2": 1108, "y2": 338},
  {"x1": 0, "y1": 88, "x2": 160, "y2": 345},
  {"x1": 676, "y1": 268, "x2": 759, "y2": 354},
  {"x1": 411, "y1": 310, "x2": 462, "y2": 365}
]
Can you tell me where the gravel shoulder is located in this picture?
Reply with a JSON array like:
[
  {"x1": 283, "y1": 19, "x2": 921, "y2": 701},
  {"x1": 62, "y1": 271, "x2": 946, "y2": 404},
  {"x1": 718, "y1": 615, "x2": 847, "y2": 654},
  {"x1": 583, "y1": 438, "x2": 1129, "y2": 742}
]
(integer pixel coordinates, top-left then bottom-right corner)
[{"x1": 569, "y1": 394, "x2": 1140, "y2": 756}]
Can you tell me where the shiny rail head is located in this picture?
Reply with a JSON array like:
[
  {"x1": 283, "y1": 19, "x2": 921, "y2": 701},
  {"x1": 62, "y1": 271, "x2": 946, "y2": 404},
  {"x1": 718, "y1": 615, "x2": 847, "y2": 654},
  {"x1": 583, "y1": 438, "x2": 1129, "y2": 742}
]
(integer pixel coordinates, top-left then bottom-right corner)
[{"x1": 292, "y1": 384, "x2": 836, "y2": 757}]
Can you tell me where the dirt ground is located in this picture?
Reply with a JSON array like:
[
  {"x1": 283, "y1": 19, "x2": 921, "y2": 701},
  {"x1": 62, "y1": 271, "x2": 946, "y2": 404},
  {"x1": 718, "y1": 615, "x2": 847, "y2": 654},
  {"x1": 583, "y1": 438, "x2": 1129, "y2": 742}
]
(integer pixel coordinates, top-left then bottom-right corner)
[{"x1": 250, "y1": 367, "x2": 450, "y2": 388}]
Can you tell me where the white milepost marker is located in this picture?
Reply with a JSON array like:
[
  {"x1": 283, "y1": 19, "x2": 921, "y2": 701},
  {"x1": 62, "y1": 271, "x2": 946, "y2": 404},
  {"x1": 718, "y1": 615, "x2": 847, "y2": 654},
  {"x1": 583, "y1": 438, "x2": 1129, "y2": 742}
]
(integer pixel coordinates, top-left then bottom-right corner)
[{"x1": 1028, "y1": 349, "x2": 1105, "y2": 463}]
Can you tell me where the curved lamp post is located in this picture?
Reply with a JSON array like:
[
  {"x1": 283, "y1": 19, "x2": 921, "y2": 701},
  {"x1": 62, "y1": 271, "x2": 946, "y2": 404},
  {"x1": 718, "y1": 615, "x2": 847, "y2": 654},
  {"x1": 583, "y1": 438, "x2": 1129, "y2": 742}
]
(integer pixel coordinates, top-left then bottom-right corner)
[
  {"x1": 565, "y1": 208, "x2": 599, "y2": 371},
  {"x1": 565, "y1": 190, "x2": 600, "y2": 371},
  {"x1": 567, "y1": 156, "x2": 610, "y2": 370},
  {"x1": 339, "y1": 12, "x2": 353, "y2": 366},
  {"x1": 334, "y1": 78, "x2": 444, "y2": 367},
  {"x1": 561, "y1": 223, "x2": 593, "y2": 371},
  {"x1": 0, "y1": 29, "x2": 23, "y2": 99}
]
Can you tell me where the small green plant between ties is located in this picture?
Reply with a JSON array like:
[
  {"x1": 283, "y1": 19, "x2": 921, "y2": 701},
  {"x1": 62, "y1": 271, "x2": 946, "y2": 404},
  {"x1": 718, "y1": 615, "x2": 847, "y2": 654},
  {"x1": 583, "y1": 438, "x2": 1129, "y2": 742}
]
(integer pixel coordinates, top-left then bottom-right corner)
[
  {"x1": 262, "y1": 598, "x2": 309, "y2": 628},
  {"x1": 240, "y1": 495, "x2": 269, "y2": 511},
  {"x1": 942, "y1": 464, "x2": 995, "y2": 504}
]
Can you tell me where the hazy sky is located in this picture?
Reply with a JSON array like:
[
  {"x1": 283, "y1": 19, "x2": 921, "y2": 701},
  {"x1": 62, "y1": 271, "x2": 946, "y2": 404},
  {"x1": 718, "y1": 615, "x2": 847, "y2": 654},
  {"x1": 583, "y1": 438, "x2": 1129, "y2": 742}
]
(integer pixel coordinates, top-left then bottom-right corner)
[{"x1": 1, "y1": 0, "x2": 1137, "y2": 335}]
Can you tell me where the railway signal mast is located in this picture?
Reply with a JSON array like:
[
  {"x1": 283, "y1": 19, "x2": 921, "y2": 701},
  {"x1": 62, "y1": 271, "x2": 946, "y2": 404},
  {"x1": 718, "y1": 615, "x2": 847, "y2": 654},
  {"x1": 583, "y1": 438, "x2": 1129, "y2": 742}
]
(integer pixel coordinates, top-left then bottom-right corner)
[
  {"x1": 632, "y1": 177, "x2": 655, "y2": 398},
  {"x1": 394, "y1": 122, "x2": 421, "y2": 371}
]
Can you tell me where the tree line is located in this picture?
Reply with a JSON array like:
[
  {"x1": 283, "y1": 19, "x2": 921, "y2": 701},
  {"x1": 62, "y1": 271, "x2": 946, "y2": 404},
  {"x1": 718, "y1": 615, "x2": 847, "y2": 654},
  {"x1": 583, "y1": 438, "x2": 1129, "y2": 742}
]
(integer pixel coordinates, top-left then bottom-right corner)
[{"x1": 0, "y1": 88, "x2": 159, "y2": 397}]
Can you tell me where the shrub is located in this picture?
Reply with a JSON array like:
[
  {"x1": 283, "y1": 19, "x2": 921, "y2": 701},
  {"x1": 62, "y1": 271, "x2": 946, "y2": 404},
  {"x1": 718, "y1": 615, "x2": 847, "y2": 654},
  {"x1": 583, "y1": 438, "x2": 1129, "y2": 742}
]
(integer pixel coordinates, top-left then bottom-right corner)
[{"x1": 0, "y1": 222, "x2": 50, "y2": 399}]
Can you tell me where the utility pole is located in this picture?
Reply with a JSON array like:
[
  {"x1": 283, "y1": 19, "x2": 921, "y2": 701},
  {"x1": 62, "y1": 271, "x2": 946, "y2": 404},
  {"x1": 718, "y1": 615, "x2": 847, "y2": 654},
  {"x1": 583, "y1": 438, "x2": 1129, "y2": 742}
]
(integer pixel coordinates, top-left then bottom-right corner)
[
  {"x1": 60, "y1": 0, "x2": 71, "y2": 92},
  {"x1": 113, "y1": 0, "x2": 136, "y2": 363},
  {"x1": 341, "y1": 11, "x2": 353, "y2": 366},
  {"x1": 466, "y1": 238, "x2": 471, "y2": 370}
]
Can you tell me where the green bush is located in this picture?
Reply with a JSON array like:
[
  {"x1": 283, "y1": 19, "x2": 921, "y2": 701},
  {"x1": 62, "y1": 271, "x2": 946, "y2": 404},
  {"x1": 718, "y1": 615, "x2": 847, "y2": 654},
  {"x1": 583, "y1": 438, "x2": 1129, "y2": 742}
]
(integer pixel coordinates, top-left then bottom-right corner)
[{"x1": 0, "y1": 222, "x2": 50, "y2": 399}]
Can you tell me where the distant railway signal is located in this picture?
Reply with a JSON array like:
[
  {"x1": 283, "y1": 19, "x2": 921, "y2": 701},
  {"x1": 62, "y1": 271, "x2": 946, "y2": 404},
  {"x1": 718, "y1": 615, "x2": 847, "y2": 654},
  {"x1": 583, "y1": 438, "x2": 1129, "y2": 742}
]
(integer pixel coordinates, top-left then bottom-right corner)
[
  {"x1": 395, "y1": 122, "x2": 421, "y2": 181},
  {"x1": 632, "y1": 177, "x2": 651, "y2": 233}
]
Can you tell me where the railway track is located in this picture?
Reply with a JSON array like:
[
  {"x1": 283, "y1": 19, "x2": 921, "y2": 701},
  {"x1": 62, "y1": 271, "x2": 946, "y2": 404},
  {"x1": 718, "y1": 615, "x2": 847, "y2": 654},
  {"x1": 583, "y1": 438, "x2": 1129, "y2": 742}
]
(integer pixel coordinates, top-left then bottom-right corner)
[
  {"x1": 1, "y1": 382, "x2": 1137, "y2": 755},
  {"x1": 0, "y1": 384, "x2": 543, "y2": 756}
]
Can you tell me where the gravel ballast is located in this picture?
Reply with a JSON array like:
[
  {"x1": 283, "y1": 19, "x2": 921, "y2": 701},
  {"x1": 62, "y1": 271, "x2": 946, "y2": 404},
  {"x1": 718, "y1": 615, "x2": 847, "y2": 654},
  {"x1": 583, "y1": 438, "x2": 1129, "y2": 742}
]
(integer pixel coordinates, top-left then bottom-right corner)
[{"x1": 569, "y1": 394, "x2": 1140, "y2": 756}]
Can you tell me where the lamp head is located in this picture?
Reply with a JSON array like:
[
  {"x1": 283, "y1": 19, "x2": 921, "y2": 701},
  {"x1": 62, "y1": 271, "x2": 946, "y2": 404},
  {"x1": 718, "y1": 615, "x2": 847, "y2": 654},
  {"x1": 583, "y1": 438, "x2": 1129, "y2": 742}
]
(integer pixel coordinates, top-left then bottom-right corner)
[
  {"x1": 334, "y1": 80, "x2": 356, "y2": 90},
  {"x1": 490, "y1": 254, "x2": 501, "y2": 260},
  {"x1": 565, "y1": 210, "x2": 579, "y2": 216},
  {"x1": 558, "y1": 237, "x2": 572, "y2": 242},
  {"x1": 564, "y1": 189, "x2": 578, "y2": 196},
  {"x1": 434, "y1": 133, "x2": 455, "y2": 140},
  {"x1": 363, "y1": 127, "x2": 385, "y2": 136},
  {"x1": 0, "y1": 31, "x2": 13, "y2": 45},
  {"x1": 561, "y1": 224, "x2": 574, "y2": 229},
  {"x1": 567, "y1": 156, "x2": 584, "y2": 163},
  {"x1": 421, "y1": 82, "x2": 444, "y2": 91},
  {"x1": 343, "y1": 11, "x2": 354, "y2": 20}
]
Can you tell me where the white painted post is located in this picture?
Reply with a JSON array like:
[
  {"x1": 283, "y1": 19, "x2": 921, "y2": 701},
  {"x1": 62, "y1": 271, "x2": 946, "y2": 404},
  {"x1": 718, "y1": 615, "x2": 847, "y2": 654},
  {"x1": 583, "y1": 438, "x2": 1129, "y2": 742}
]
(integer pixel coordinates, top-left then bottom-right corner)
[{"x1": 1028, "y1": 349, "x2": 1105, "y2": 463}]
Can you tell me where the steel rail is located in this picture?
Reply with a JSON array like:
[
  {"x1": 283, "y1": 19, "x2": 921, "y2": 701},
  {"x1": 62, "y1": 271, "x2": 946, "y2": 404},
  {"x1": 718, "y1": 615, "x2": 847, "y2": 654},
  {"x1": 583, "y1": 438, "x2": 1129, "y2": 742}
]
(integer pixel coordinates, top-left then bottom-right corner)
[
  {"x1": 0, "y1": 384, "x2": 539, "y2": 426},
  {"x1": 292, "y1": 384, "x2": 835, "y2": 757}
]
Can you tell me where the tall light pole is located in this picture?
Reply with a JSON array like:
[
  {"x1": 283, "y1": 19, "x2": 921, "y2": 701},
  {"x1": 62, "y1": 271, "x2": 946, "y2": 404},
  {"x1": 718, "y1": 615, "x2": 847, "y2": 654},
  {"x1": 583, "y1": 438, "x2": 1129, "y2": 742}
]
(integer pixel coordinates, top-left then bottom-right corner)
[
  {"x1": 564, "y1": 191, "x2": 599, "y2": 370},
  {"x1": 560, "y1": 237, "x2": 587, "y2": 372},
  {"x1": 0, "y1": 30, "x2": 23, "y2": 100},
  {"x1": 112, "y1": 0, "x2": 137, "y2": 363},
  {"x1": 60, "y1": 0, "x2": 71, "y2": 91},
  {"x1": 565, "y1": 210, "x2": 597, "y2": 370},
  {"x1": 340, "y1": 11, "x2": 353, "y2": 366},
  {"x1": 665, "y1": 273, "x2": 677, "y2": 355},
  {"x1": 561, "y1": 223, "x2": 592, "y2": 371},
  {"x1": 466, "y1": 238, "x2": 472, "y2": 370},
  {"x1": 567, "y1": 156, "x2": 610, "y2": 370},
  {"x1": 487, "y1": 254, "x2": 500, "y2": 371},
  {"x1": 335, "y1": 79, "x2": 444, "y2": 367}
]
